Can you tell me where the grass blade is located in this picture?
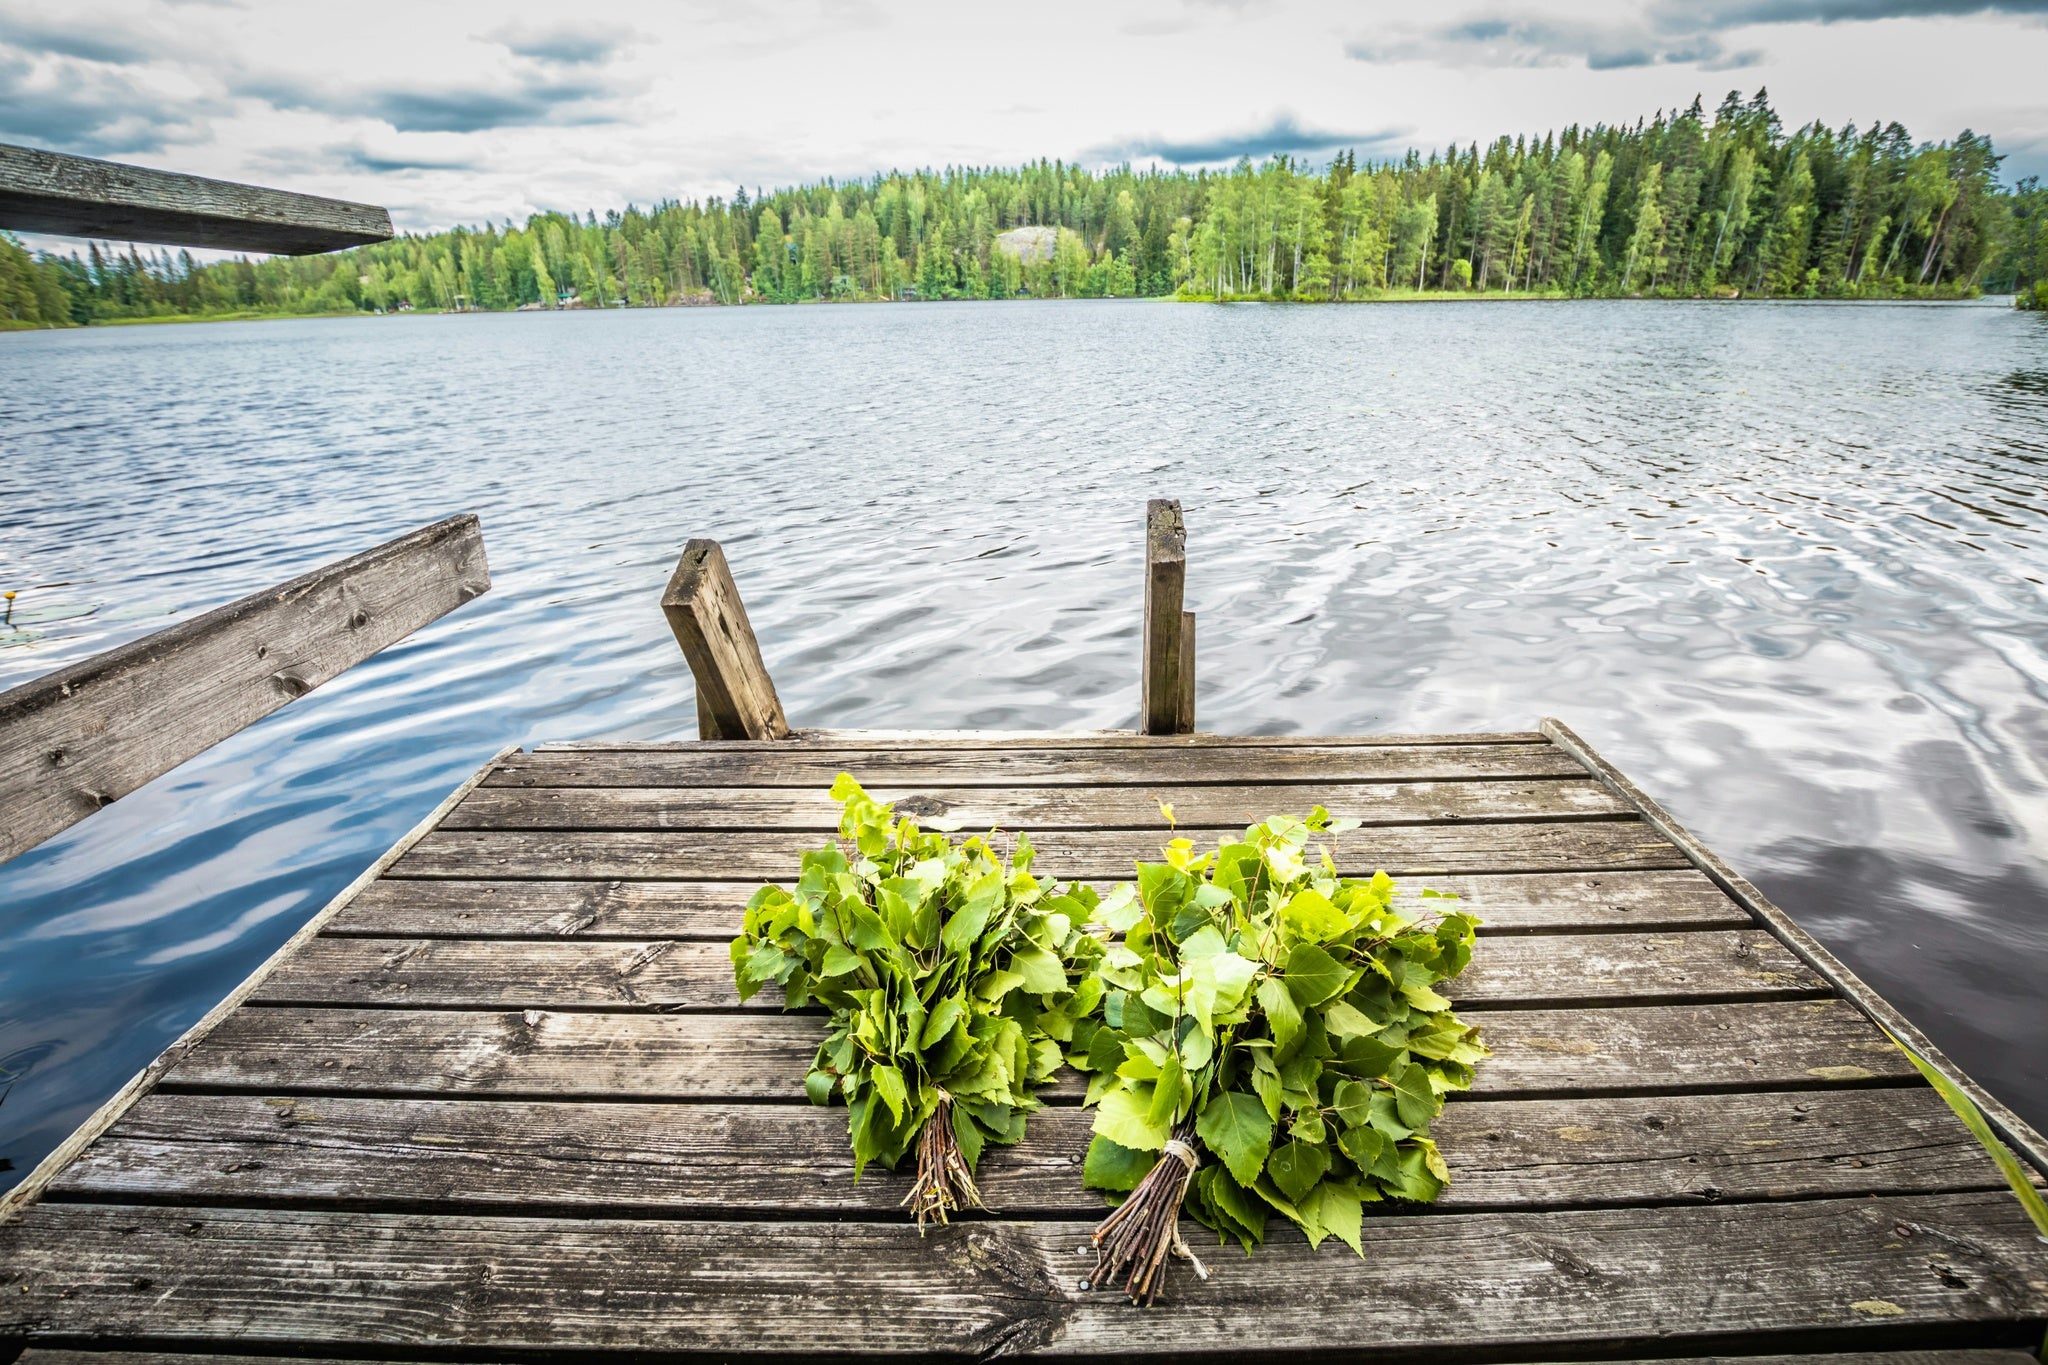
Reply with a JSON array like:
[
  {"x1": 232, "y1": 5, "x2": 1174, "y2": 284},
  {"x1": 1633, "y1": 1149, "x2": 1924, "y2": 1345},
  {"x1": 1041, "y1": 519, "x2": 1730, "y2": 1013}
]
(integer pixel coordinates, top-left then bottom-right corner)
[{"x1": 1881, "y1": 1027, "x2": 2048, "y2": 1240}]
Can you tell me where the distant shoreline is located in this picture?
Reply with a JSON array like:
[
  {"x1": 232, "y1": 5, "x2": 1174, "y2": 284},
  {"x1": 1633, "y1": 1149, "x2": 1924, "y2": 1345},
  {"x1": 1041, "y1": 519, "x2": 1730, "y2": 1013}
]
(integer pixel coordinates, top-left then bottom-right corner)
[{"x1": 2, "y1": 287, "x2": 2005, "y2": 332}]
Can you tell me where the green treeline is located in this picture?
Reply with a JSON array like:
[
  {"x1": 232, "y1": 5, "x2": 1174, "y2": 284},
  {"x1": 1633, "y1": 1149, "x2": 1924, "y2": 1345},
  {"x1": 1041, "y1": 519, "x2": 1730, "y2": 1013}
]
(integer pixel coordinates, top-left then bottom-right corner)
[{"x1": 6, "y1": 89, "x2": 2048, "y2": 329}]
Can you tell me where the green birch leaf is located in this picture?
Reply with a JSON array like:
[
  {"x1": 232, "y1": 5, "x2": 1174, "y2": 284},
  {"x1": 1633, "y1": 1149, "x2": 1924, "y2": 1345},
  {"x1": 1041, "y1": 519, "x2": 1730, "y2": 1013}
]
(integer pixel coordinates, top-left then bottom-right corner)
[
  {"x1": 1323, "y1": 999, "x2": 1382, "y2": 1041},
  {"x1": 941, "y1": 901, "x2": 993, "y2": 956},
  {"x1": 871, "y1": 1063, "x2": 909, "y2": 1124},
  {"x1": 1279, "y1": 887, "x2": 1349, "y2": 942},
  {"x1": 1009, "y1": 945, "x2": 1069, "y2": 995},
  {"x1": 1147, "y1": 1052, "x2": 1188, "y2": 1129},
  {"x1": 1084, "y1": 1134, "x2": 1159, "y2": 1192},
  {"x1": 1094, "y1": 1084, "x2": 1171, "y2": 1152},
  {"x1": 1196, "y1": 1090, "x2": 1275, "y2": 1187},
  {"x1": 1266, "y1": 1139, "x2": 1330, "y2": 1204},
  {"x1": 1400, "y1": 979, "x2": 1453, "y2": 1012},
  {"x1": 1338, "y1": 1121, "x2": 1386, "y2": 1169},
  {"x1": 1251, "y1": 1058, "x2": 1284, "y2": 1121},
  {"x1": 1257, "y1": 977, "x2": 1303, "y2": 1054},
  {"x1": 1302, "y1": 1181, "x2": 1364, "y2": 1254},
  {"x1": 1390, "y1": 1062, "x2": 1439, "y2": 1130},
  {"x1": 920, "y1": 996, "x2": 965, "y2": 1048},
  {"x1": 1283, "y1": 942, "x2": 1349, "y2": 1007}
]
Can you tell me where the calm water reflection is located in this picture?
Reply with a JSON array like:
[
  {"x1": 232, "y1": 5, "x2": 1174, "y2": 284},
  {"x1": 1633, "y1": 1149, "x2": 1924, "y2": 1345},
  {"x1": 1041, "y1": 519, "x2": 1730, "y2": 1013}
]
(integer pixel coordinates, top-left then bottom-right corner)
[{"x1": 2, "y1": 298, "x2": 2044, "y2": 1178}]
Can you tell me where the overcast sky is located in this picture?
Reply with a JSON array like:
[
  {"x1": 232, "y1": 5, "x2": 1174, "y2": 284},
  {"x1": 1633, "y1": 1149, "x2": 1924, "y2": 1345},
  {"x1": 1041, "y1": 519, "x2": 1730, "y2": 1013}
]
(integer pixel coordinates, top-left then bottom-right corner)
[{"x1": 4, "y1": 0, "x2": 2047, "y2": 236}]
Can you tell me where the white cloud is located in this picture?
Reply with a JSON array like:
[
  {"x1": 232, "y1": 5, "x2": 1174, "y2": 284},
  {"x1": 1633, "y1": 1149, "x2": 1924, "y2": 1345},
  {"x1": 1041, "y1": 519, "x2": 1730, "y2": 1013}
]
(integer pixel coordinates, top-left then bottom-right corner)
[{"x1": 0, "y1": 0, "x2": 2043, "y2": 236}]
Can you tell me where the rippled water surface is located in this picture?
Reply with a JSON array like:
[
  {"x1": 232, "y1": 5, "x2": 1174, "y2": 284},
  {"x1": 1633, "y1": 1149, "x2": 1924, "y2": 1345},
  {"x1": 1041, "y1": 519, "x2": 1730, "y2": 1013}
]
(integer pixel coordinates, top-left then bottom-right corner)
[{"x1": 3, "y1": 299, "x2": 2045, "y2": 1179}]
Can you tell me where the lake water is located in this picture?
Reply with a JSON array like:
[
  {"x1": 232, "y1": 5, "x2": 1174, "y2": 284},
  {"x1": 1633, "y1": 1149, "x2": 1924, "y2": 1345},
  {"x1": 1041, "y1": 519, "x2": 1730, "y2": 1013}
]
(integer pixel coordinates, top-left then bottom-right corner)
[{"x1": 3, "y1": 298, "x2": 2045, "y2": 1180}]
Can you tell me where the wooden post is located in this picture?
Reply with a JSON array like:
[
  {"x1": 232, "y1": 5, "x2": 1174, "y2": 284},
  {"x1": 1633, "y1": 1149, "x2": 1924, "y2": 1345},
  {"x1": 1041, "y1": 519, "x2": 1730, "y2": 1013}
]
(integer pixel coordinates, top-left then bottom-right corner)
[
  {"x1": 0, "y1": 515, "x2": 489, "y2": 866},
  {"x1": 1141, "y1": 499, "x2": 1194, "y2": 735},
  {"x1": 0, "y1": 143, "x2": 393, "y2": 255},
  {"x1": 663, "y1": 541, "x2": 791, "y2": 742}
]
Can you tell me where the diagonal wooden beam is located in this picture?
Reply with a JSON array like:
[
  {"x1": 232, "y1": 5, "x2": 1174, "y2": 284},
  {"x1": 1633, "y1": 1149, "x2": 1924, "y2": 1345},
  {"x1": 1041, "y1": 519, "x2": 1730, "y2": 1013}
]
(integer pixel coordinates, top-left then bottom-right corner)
[
  {"x1": 0, "y1": 142, "x2": 392, "y2": 256},
  {"x1": 0, "y1": 516, "x2": 489, "y2": 866}
]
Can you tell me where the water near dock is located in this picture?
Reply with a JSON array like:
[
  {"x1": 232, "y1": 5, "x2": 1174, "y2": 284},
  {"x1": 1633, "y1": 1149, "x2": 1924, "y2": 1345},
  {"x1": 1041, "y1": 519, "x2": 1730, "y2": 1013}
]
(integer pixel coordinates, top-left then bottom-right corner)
[{"x1": 2, "y1": 297, "x2": 2046, "y2": 1182}]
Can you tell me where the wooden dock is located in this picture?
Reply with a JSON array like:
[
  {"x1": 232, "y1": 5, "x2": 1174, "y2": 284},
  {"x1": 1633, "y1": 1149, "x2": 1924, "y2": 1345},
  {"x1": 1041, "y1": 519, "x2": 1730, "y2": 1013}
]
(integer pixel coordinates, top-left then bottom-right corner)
[
  {"x1": 12, "y1": 155, "x2": 2039, "y2": 1365},
  {"x1": 2, "y1": 725, "x2": 2045, "y2": 1361}
]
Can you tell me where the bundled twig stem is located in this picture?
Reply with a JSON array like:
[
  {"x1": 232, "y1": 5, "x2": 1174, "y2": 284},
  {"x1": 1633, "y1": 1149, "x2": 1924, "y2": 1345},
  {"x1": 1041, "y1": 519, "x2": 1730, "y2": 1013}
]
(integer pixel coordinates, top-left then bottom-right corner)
[
  {"x1": 1087, "y1": 1121, "x2": 1209, "y2": 1304},
  {"x1": 901, "y1": 1092, "x2": 987, "y2": 1231}
]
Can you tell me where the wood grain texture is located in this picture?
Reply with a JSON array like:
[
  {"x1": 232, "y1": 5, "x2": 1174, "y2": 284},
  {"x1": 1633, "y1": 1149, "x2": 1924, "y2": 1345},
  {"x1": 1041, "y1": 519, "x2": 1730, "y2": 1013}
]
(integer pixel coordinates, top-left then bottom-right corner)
[
  {"x1": 160, "y1": 1000, "x2": 1917, "y2": 1100},
  {"x1": 1, "y1": 1194, "x2": 2042, "y2": 1355},
  {"x1": 484, "y1": 741, "x2": 1588, "y2": 788},
  {"x1": 389, "y1": 820, "x2": 1687, "y2": 882},
  {"x1": 323, "y1": 869, "x2": 1753, "y2": 939},
  {"x1": 0, "y1": 142, "x2": 392, "y2": 254},
  {"x1": 249, "y1": 931, "x2": 1825, "y2": 1011},
  {"x1": 662, "y1": 540, "x2": 790, "y2": 741},
  {"x1": 50, "y1": 1087, "x2": 2016, "y2": 1215},
  {"x1": 443, "y1": 777, "x2": 1633, "y2": 831},
  {"x1": 19, "y1": 1355, "x2": 2042, "y2": 1365},
  {"x1": 0, "y1": 515, "x2": 488, "y2": 865},
  {"x1": 1140, "y1": 498, "x2": 1188, "y2": 736},
  {"x1": 543, "y1": 730, "x2": 1551, "y2": 748}
]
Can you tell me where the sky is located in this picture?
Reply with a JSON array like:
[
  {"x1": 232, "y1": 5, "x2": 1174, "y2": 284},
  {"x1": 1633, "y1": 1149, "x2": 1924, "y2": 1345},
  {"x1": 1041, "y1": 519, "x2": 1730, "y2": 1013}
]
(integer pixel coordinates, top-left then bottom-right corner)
[{"x1": 3, "y1": 0, "x2": 2047, "y2": 238}]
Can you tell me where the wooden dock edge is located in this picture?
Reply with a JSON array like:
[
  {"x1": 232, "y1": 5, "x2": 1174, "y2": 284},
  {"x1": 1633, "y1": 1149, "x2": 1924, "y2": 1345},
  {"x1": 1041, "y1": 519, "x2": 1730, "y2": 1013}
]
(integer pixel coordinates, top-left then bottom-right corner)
[
  {"x1": 1542, "y1": 716, "x2": 2048, "y2": 1179},
  {"x1": 0, "y1": 743, "x2": 521, "y2": 1225}
]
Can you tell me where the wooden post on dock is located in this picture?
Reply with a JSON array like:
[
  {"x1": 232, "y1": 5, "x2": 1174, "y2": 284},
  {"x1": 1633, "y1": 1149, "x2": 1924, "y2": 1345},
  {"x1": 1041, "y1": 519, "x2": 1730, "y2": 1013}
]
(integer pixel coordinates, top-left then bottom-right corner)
[
  {"x1": 663, "y1": 540, "x2": 791, "y2": 741},
  {"x1": 1140, "y1": 499, "x2": 1195, "y2": 735}
]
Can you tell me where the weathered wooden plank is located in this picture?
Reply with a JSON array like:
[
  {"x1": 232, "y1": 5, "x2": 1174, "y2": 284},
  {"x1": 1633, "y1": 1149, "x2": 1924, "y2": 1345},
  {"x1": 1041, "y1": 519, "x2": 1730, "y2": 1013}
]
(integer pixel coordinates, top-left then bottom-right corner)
[
  {"x1": 250, "y1": 931, "x2": 1824, "y2": 1011},
  {"x1": 20, "y1": 1356, "x2": 2042, "y2": 1365},
  {"x1": 484, "y1": 741, "x2": 1587, "y2": 788},
  {"x1": 390, "y1": 820, "x2": 1686, "y2": 882},
  {"x1": 0, "y1": 516, "x2": 489, "y2": 866},
  {"x1": 1, "y1": 1194, "x2": 2042, "y2": 1355},
  {"x1": 542, "y1": 731, "x2": 1552, "y2": 749},
  {"x1": 52, "y1": 1087, "x2": 2014, "y2": 1215},
  {"x1": 161, "y1": 1000, "x2": 1918, "y2": 1100},
  {"x1": 1545, "y1": 717, "x2": 2048, "y2": 1183},
  {"x1": 0, "y1": 142, "x2": 393, "y2": 254},
  {"x1": 662, "y1": 540, "x2": 790, "y2": 741},
  {"x1": 324, "y1": 869, "x2": 1752, "y2": 939},
  {"x1": 18, "y1": 1353, "x2": 2039, "y2": 1365},
  {"x1": 1140, "y1": 498, "x2": 1190, "y2": 736},
  {"x1": 442, "y1": 777, "x2": 1632, "y2": 831}
]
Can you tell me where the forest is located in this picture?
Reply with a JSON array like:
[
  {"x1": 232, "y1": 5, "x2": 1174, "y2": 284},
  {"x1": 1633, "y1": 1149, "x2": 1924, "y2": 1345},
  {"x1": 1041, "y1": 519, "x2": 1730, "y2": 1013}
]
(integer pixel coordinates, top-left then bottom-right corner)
[{"x1": 5, "y1": 89, "x2": 2048, "y2": 328}]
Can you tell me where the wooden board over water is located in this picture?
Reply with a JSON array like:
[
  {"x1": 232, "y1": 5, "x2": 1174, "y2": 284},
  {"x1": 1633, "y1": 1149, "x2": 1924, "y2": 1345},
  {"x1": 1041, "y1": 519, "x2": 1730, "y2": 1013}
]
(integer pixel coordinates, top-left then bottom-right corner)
[{"x1": 2, "y1": 729, "x2": 2044, "y2": 1362}]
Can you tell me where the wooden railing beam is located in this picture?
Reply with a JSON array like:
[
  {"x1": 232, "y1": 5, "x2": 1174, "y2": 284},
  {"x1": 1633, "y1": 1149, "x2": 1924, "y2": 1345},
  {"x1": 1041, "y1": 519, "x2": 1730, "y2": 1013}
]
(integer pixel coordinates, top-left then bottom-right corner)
[
  {"x1": 663, "y1": 541, "x2": 791, "y2": 742},
  {"x1": 0, "y1": 143, "x2": 393, "y2": 256},
  {"x1": 0, "y1": 515, "x2": 489, "y2": 866},
  {"x1": 1141, "y1": 499, "x2": 1194, "y2": 735}
]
